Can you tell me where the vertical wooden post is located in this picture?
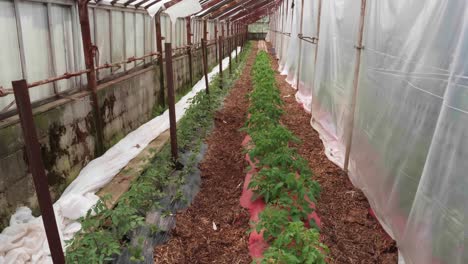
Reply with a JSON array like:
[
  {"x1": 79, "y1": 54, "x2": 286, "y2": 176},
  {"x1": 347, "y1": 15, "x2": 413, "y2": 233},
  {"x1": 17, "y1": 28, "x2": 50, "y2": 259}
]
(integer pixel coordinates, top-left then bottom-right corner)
[
  {"x1": 344, "y1": 0, "x2": 367, "y2": 172},
  {"x1": 12, "y1": 79, "x2": 65, "y2": 264},
  {"x1": 218, "y1": 35, "x2": 223, "y2": 89},
  {"x1": 155, "y1": 13, "x2": 166, "y2": 108},
  {"x1": 186, "y1": 17, "x2": 193, "y2": 86},
  {"x1": 78, "y1": 0, "x2": 104, "y2": 155},
  {"x1": 295, "y1": 0, "x2": 305, "y2": 90},
  {"x1": 164, "y1": 43, "x2": 178, "y2": 162}
]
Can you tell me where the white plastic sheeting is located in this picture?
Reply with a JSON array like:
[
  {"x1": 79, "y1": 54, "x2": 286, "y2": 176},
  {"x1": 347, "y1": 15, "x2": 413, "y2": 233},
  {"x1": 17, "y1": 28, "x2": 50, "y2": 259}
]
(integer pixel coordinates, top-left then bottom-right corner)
[
  {"x1": 145, "y1": 0, "x2": 201, "y2": 20},
  {"x1": 0, "y1": 47, "x2": 241, "y2": 264},
  {"x1": 0, "y1": 1, "x2": 83, "y2": 110},
  {"x1": 270, "y1": 0, "x2": 467, "y2": 263}
]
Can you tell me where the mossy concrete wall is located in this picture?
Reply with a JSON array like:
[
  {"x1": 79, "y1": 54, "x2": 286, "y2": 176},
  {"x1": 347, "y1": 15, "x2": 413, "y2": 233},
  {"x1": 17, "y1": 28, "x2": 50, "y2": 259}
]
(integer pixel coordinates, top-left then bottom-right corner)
[{"x1": 0, "y1": 45, "x2": 219, "y2": 228}]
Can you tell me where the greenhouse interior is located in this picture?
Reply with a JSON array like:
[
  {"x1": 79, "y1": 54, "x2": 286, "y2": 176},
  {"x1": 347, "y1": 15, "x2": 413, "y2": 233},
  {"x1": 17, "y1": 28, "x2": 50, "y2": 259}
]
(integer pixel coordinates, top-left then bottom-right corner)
[{"x1": 0, "y1": 0, "x2": 465, "y2": 263}]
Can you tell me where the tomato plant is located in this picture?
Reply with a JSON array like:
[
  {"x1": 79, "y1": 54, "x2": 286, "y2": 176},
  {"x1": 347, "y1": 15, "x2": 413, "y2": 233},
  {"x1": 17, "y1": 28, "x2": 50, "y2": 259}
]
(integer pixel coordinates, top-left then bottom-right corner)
[{"x1": 246, "y1": 51, "x2": 327, "y2": 263}]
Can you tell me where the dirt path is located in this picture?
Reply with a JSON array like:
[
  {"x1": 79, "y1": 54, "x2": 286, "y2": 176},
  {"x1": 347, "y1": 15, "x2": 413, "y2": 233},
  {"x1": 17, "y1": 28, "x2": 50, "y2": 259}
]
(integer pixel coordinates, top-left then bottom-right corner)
[
  {"x1": 153, "y1": 44, "x2": 257, "y2": 264},
  {"x1": 268, "y1": 51, "x2": 398, "y2": 264}
]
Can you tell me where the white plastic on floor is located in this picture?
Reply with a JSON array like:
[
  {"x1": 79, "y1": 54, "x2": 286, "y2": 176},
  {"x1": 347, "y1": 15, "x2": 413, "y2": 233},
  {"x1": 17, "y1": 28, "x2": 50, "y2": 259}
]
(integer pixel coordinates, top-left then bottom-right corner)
[
  {"x1": 270, "y1": 0, "x2": 467, "y2": 263},
  {"x1": 0, "y1": 47, "x2": 241, "y2": 264}
]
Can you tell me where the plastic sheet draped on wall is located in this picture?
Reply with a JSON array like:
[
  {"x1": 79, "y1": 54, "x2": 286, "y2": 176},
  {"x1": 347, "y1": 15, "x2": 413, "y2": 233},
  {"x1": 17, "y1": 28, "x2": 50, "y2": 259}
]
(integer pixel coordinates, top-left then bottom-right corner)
[{"x1": 269, "y1": 0, "x2": 467, "y2": 263}]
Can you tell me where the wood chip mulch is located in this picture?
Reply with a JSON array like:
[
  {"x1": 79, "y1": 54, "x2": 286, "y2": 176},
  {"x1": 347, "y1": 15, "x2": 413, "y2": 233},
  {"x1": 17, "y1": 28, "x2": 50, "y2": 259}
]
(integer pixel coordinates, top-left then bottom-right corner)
[
  {"x1": 153, "y1": 45, "x2": 258, "y2": 264},
  {"x1": 267, "y1": 48, "x2": 398, "y2": 264}
]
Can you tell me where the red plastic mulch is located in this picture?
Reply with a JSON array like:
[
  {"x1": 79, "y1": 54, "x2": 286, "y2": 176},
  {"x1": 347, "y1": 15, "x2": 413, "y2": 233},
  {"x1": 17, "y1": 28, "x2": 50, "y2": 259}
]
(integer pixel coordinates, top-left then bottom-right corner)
[
  {"x1": 267, "y1": 46, "x2": 398, "y2": 264},
  {"x1": 240, "y1": 132, "x2": 322, "y2": 260}
]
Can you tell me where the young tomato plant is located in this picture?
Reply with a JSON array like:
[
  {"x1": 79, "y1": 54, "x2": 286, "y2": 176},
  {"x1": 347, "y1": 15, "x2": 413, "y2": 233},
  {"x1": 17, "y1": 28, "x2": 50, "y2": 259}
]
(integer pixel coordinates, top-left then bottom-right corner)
[
  {"x1": 261, "y1": 222, "x2": 328, "y2": 264},
  {"x1": 246, "y1": 51, "x2": 327, "y2": 263}
]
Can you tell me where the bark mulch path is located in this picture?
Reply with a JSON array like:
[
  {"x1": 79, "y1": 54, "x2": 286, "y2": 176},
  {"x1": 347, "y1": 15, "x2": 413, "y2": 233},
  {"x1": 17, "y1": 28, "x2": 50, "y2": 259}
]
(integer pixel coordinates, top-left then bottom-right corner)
[
  {"x1": 153, "y1": 45, "x2": 258, "y2": 264},
  {"x1": 268, "y1": 50, "x2": 398, "y2": 264}
]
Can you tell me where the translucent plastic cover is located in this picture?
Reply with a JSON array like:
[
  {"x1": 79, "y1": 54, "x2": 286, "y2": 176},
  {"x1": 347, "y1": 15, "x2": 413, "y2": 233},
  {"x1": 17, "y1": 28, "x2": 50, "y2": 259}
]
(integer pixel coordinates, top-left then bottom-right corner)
[{"x1": 270, "y1": 1, "x2": 467, "y2": 263}]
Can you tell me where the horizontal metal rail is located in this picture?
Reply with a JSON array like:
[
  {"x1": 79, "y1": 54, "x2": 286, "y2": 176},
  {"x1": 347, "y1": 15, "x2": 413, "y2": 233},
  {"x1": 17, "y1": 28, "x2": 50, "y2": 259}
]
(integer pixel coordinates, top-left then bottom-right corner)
[
  {"x1": 0, "y1": 33, "x2": 241, "y2": 99},
  {"x1": 298, "y1": 33, "x2": 318, "y2": 44},
  {"x1": 270, "y1": 29, "x2": 291, "y2": 36},
  {"x1": 0, "y1": 51, "x2": 161, "y2": 97}
]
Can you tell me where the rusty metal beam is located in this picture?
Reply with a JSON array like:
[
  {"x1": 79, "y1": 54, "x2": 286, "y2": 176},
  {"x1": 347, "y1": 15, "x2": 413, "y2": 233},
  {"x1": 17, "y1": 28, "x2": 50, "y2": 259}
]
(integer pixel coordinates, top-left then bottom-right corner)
[
  {"x1": 135, "y1": 0, "x2": 153, "y2": 8},
  {"x1": 123, "y1": 0, "x2": 138, "y2": 6},
  {"x1": 229, "y1": 0, "x2": 272, "y2": 22},
  {"x1": 216, "y1": 0, "x2": 268, "y2": 20},
  {"x1": 215, "y1": 0, "x2": 256, "y2": 19},
  {"x1": 206, "y1": 0, "x2": 243, "y2": 18},
  {"x1": 197, "y1": 0, "x2": 232, "y2": 16},
  {"x1": 233, "y1": 2, "x2": 274, "y2": 23},
  {"x1": 163, "y1": 0, "x2": 184, "y2": 9},
  {"x1": 12, "y1": 79, "x2": 65, "y2": 264}
]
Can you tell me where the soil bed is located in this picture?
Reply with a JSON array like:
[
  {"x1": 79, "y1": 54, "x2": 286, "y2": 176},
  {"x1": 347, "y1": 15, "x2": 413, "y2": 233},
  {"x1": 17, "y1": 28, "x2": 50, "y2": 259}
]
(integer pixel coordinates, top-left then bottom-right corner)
[
  {"x1": 153, "y1": 45, "x2": 258, "y2": 264},
  {"x1": 267, "y1": 47, "x2": 398, "y2": 264}
]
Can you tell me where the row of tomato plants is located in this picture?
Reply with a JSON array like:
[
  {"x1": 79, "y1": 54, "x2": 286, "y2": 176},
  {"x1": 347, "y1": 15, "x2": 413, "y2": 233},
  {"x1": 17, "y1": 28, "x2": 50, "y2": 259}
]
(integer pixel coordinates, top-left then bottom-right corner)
[{"x1": 244, "y1": 51, "x2": 328, "y2": 263}]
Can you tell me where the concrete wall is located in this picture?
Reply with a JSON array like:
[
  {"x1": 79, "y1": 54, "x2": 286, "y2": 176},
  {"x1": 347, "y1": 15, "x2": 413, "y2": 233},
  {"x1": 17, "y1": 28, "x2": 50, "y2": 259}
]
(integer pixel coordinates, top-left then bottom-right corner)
[{"x1": 0, "y1": 45, "x2": 219, "y2": 228}]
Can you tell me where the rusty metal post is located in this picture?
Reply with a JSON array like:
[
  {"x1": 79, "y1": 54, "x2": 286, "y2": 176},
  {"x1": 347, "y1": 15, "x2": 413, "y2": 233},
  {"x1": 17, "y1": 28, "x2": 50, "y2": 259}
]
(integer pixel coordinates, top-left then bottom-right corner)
[
  {"x1": 12, "y1": 79, "x2": 65, "y2": 264},
  {"x1": 155, "y1": 13, "x2": 166, "y2": 107},
  {"x1": 164, "y1": 43, "x2": 178, "y2": 162},
  {"x1": 245, "y1": 24, "x2": 248, "y2": 44},
  {"x1": 186, "y1": 17, "x2": 193, "y2": 86},
  {"x1": 203, "y1": 19, "x2": 209, "y2": 45},
  {"x1": 344, "y1": 0, "x2": 367, "y2": 172},
  {"x1": 218, "y1": 35, "x2": 223, "y2": 89},
  {"x1": 203, "y1": 19, "x2": 209, "y2": 71},
  {"x1": 221, "y1": 23, "x2": 225, "y2": 57},
  {"x1": 78, "y1": 0, "x2": 104, "y2": 155},
  {"x1": 240, "y1": 23, "x2": 244, "y2": 52},
  {"x1": 214, "y1": 21, "x2": 218, "y2": 63},
  {"x1": 201, "y1": 38, "x2": 210, "y2": 94},
  {"x1": 235, "y1": 23, "x2": 239, "y2": 63},
  {"x1": 227, "y1": 22, "x2": 232, "y2": 75}
]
